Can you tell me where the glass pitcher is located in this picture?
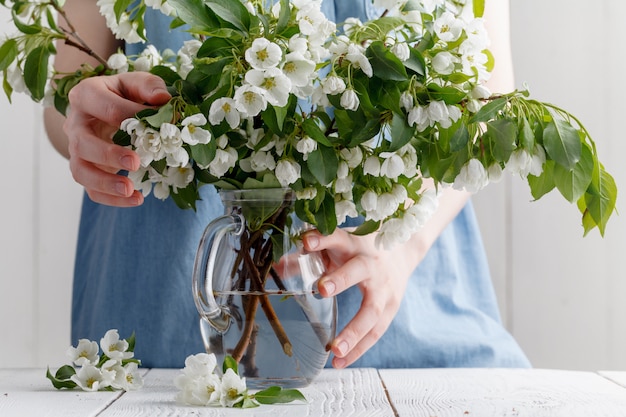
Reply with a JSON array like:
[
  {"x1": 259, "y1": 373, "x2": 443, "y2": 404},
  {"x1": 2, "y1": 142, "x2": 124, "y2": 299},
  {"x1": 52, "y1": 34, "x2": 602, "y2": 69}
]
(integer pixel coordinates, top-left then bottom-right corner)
[{"x1": 192, "y1": 188, "x2": 336, "y2": 388}]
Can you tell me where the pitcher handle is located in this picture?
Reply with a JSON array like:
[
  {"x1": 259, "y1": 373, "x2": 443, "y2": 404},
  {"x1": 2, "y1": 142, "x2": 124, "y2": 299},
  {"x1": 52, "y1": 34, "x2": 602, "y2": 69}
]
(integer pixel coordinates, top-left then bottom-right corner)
[{"x1": 192, "y1": 213, "x2": 244, "y2": 333}]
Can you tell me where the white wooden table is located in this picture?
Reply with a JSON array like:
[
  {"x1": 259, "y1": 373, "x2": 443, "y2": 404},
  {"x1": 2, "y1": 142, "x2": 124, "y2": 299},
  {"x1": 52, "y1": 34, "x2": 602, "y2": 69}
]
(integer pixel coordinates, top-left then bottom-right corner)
[{"x1": 2, "y1": 368, "x2": 626, "y2": 416}]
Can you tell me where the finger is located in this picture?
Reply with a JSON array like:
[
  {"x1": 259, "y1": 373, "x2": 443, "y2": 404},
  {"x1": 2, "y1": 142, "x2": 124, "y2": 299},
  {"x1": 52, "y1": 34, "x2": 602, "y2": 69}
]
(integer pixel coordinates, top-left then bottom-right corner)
[
  {"x1": 317, "y1": 255, "x2": 370, "y2": 298},
  {"x1": 70, "y1": 157, "x2": 136, "y2": 198},
  {"x1": 67, "y1": 126, "x2": 140, "y2": 172},
  {"x1": 86, "y1": 189, "x2": 145, "y2": 208},
  {"x1": 303, "y1": 228, "x2": 352, "y2": 253},
  {"x1": 331, "y1": 295, "x2": 392, "y2": 368},
  {"x1": 68, "y1": 73, "x2": 170, "y2": 127}
]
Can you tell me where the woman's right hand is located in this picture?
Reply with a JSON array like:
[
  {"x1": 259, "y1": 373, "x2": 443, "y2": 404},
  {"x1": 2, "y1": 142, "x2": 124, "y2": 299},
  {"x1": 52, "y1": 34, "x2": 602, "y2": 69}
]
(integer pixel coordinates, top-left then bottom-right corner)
[{"x1": 63, "y1": 72, "x2": 171, "y2": 207}]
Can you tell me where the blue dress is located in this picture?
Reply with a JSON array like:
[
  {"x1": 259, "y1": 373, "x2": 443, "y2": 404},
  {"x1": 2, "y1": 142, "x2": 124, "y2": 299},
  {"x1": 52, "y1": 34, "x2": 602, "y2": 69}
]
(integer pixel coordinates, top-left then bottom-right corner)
[{"x1": 72, "y1": 0, "x2": 530, "y2": 368}]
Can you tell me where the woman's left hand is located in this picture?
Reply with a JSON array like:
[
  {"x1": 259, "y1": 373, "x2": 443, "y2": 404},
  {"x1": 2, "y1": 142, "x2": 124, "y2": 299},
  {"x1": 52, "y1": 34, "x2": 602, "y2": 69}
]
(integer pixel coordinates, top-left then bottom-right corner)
[{"x1": 302, "y1": 228, "x2": 422, "y2": 369}]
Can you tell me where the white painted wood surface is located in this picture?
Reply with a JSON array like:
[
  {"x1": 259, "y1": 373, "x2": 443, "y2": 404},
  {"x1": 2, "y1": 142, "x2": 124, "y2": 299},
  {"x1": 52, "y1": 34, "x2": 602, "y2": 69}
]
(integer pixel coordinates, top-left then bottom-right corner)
[
  {"x1": 379, "y1": 369, "x2": 626, "y2": 417},
  {"x1": 2, "y1": 0, "x2": 626, "y2": 373},
  {"x1": 4, "y1": 368, "x2": 626, "y2": 416}
]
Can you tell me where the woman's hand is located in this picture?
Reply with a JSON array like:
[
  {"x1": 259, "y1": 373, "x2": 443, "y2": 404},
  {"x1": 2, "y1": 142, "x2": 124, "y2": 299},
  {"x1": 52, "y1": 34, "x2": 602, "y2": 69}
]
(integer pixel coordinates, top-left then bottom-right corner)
[
  {"x1": 63, "y1": 72, "x2": 171, "y2": 207},
  {"x1": 303, "y1": 229, "x2": 423, "y2": 369}
]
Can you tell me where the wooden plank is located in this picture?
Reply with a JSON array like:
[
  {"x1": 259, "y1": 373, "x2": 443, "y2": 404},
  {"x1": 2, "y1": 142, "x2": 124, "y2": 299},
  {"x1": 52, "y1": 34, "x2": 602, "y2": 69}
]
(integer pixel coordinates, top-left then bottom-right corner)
[
  {"x1": 0, "y1": 369, "x2": 123, "y2": 417},
  {"x1": 379, "y1": 368, "x2": 626, "y2": 417},
  {"x1": 100, "y1": 368, "x2": 395, "y2": 416},
  {"x1": 599, "y1": 371, "x2": 626, "y2": 388}
]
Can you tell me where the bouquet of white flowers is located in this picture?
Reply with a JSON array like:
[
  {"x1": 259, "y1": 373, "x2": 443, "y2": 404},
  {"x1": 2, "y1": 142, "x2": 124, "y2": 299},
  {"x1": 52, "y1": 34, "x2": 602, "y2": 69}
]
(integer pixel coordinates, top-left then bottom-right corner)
[{"x1": 0, "y1": 0, "x2": 617, "y2": 250}]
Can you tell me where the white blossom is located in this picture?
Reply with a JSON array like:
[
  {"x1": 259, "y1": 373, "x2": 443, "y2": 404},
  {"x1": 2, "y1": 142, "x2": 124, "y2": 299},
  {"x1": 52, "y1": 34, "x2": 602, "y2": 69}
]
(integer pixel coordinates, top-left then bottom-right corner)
[
  {"x1": 219, "y1": 368, "x2": 247, "y2": 407},
  {"x1": 340, "y1": 146, "x2": 364, "y2": 169},
  {"x1": 363, "y1": 155, "x2": 381, "y2": 177},
  {"x1": 100, "y1": 329, "x2": 133, "y2": 361},
  {"x1": 453, "y1": 158, "x2": 489, "y2": 193},
  {"x1": 431, "y1": 51, "x2": 456, "y2": 75},
  {"x1": 345, "y1": 44, "x2": 373, "y2": 77},
  {"x1": 209, "y1": 98, "x2": 241, "y2": 129},
  {"x1": 181, "y1": 114, "x2": 211, "y2": 145},
  {"x1": 322, "y1": 75, "x2": 346, "y2": 95},
  {"x1": 107, "y1": 53, "x2": 129, "y2": 73},
  {"x1": 208, "y1": 147, "x2": 238, "y2": 178},
  {"x1": 282, "y1": 52, "x2": 316, "y2": 87},
  {"x1": 400, "y1": 91, "x2": 414, "y2": 111},
  {"x1": 391, "y1": 42, "x2": 410, "y2": 62},
  {"x1": 245, "y1": 68, "x2": 292, "y2": 107},
  {"x1": 234, "y1": 84, "x2": 268, "y2": 117},
  {"x1": 275, "y1": 159, "x2": 301, "y2": 186},
  {"x1": 110, "y1": 362, "x2": 144, "y2": 391},
  {"x1": 66, "y1": 339, "x2": 100, "y2": 367},
  {"x1": 506, "y1": 148, "x2": 533, "y2": 178},
  {"x1": 71, "y1": 364, "x2": 113, "y2": 392},
  {"x1": 379, "y1": 152, "x2": 405, "y2": 180},
  {"x1": 295, "y1": 136, "x2": 318, "y2": 160},
  {"x1": 529, "y1": 146, "x2": 547, "y2": 177},
  {"x1": 433, "y1": 11, "x2": 464, "y2": 42},
  {"x1": 487, "y1": 163, "x2": 504, "y2": 183},
  {"x1": 245, "y1": 37, "x2": 283, "y2": 70},
  {"x1": 296, "y1": 187, "x2": 318, "y2": 200},
  {"x1": 335, "y1": 199, "x2": 358, "y2": 224},
  {"x1": 340, "y1": 89, "x2": 360, "y2": 111}
]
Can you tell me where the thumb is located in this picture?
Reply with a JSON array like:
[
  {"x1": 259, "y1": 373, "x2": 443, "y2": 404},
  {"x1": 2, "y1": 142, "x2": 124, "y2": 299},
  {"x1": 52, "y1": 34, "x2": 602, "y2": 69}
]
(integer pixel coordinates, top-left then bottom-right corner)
[{"x1": 114, "y1": 72, "x2": 171, "y2": 106}]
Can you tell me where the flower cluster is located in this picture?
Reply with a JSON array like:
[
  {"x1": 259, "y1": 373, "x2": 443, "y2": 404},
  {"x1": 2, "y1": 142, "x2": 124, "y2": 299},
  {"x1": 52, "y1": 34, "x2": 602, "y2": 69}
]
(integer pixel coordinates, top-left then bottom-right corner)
[
  {"x1": 0, "y1": 0, "x2": 617, "y2": 247},
  {"x1": 46, "y1": 329, "x2": 144, "y2": 392},
  {"x1": 174, "y1": 353, "x2": 305, "y2": 408}
]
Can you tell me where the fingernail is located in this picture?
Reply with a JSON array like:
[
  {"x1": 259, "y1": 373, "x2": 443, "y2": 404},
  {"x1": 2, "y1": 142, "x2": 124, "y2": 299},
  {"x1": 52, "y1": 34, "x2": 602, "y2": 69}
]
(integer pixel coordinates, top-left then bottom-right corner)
[
  {"x1": 321, "y1": 279, "x2": 335, "y2": 296},
  {"x1": 306, "y1": 234, "x2": 319, "y2": 249},
  {"x1": 120, "y1": 155, "x2": 135, "y2": 171},
  {"x1": 116, "y1": 182, "x2": 129, "y2": 196},
  {"x1": 335, "y1": 340, "x2": 349, "y2": 357},
  {"x1": 333, "y1": 358, "x2": 347, "y2": 369}
]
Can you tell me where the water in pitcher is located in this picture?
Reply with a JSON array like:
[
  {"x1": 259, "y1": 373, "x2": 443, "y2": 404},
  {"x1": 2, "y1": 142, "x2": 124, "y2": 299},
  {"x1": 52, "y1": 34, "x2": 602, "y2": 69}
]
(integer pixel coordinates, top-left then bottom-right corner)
[{"x1": 201, "y1": 290, "x2": 336, "y2": 388}]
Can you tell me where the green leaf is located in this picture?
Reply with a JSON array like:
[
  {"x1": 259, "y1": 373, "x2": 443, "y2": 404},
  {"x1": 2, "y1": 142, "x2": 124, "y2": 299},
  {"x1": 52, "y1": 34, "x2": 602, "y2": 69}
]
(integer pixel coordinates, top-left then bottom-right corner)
[
  {"x1": 223, "y1": 355, "x2": 239, "y2": 375},
  {"x1": 302, "y1": 118, "x2": 333, "y2": 147},
  {"x1": 46, "y1": 366, "x2": 77, "y2": 390},
  {"x1": 553, "y1": 142, "x2": 594, "y2": 203},
  {"x1": 275, "y1": 0, "x2": 291, "y2": 34},
  {"x1": 241, "y1": 396, "x2": 260, "y2": 408},
  {"x1": 366, "y1": 41, "x2": 408, "y2": 81},
  {"x1": 404, "y1": 46, "x2": 425, "y2": 78},
  {"x1": 351, "y1": 220, "x2": 381, "y2": 236},
  {"x1": 427, "y1": 83, "x2": 467, "y2": 105},
  {"x1": 197, "y1": 37, "x2": 237, "y2": 58},
  {"x1": 23, "y1": 46, "x2": 50, "y2": 101},
  {"x1": 579, "y1": 164, "x2": 617, "y2": 236},
  {"x1": 112, "y1": 129, "x2": 132, "y2": 147},
  {"x1": 518, "y1": 118, "x2": 535, "y2": 150},
  {"x1": 114, "y1": 0, "x2": 134, "y2": 22},
  {"x1": 528, "y1": 160, "x2": 556, "y2": 200},
  {"x1": 307, "y1": 145, "x2": 339, "y2": 186},
  {"x1": 126, "y1": 331, "x2": 136, "y2": 353},
  {"x1": 254, "y1": 386, "x2": 307, "y2": 405},
  {"x1": 486, "y1": 119, "x2": 517, "y2": 163},
  {"x1": 469, "y1": 97, "x2": 507, "y2": 124},
  {"x1": 11, "y1": 11, "x2": 42, "y2": 34},
  {"x1": 314, "y1": 192, "x2": 337, "y2": 235},
  {"x1": 389, "y1": 112, "x2": 414, "y2": 152},
  {"x1": 0, "y1": 39, "x2": 18, "y2": 71},
  {"x1": 167, "y1": 0, "x2": 220, "y2": 30},
  {"x1": 204, "y1": 0, "x2": 251, "y2": 32},
  {"x1": 150, "y1": 65, "x2": 182, "y2": 85},
  {"x1": 144, "y1": 102, "x2": 174, "y2": 127},
  {"x1": 171, "y1": 183, "x2": 199, "y2": 211},
  {"x1": 190, "y1": 142, "x2": 216, "y2": 168},
  {"x1": 473, "y1": 0, "x2": 485, "y2": 17},
  {"x1": 543, "y1": 119, "x2": 581, "y2": 170}
]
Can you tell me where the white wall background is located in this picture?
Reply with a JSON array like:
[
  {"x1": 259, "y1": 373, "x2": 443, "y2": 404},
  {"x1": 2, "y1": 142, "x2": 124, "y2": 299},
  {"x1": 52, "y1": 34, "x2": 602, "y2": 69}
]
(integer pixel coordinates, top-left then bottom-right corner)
[{"x1": 1, "y1": 0, "x2": 625, "y2": 370}]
